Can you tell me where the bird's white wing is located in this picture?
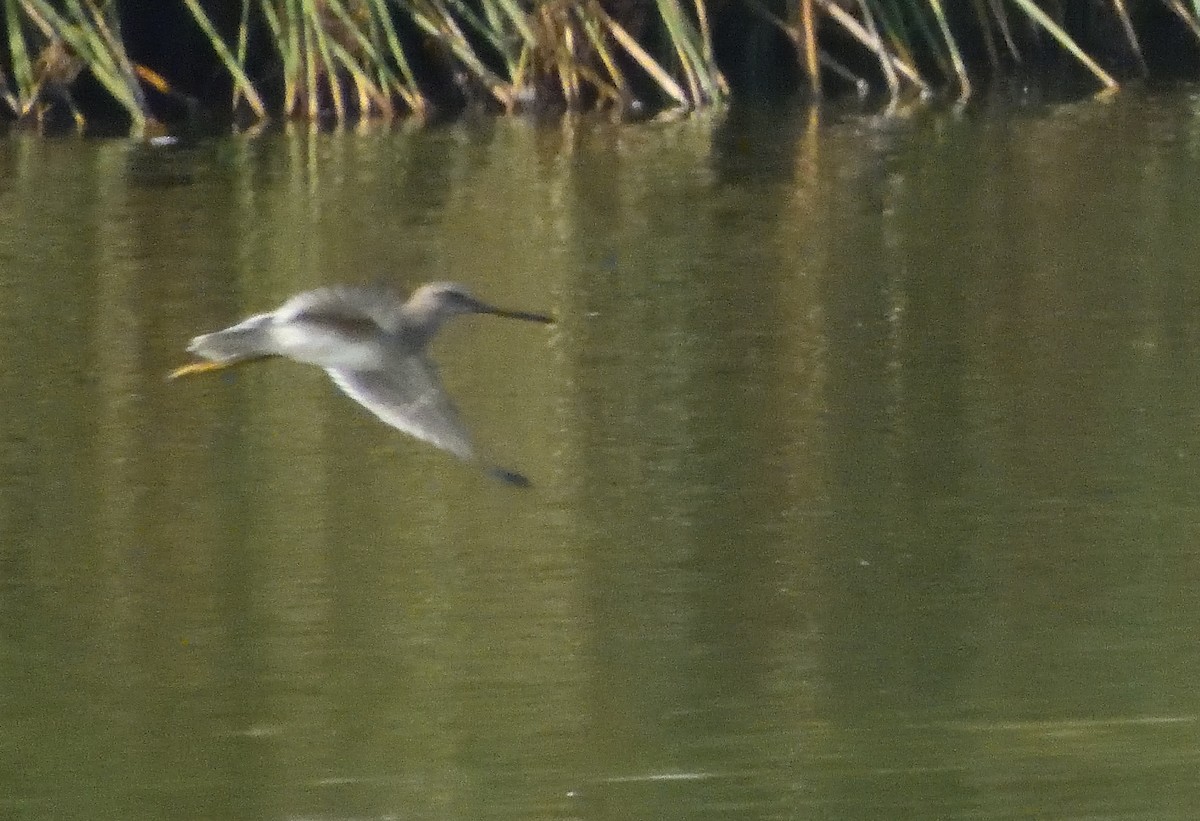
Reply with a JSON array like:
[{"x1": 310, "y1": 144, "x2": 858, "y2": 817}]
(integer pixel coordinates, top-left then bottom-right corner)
[{"x1": 325, "y1": 355, "x2": 476, "y2": 462}]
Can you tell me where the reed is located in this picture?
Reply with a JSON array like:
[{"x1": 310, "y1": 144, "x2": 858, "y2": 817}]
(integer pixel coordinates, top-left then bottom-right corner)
[
  {"x1": 3, "y1": 0, "x2": 151, "y2": 130},
  {"x1": 0, "y1": 1, "x2": 1197, "y2": 128},
  {"x1": 749, "y1": 0, "x2": 1134, "y2": 100}
]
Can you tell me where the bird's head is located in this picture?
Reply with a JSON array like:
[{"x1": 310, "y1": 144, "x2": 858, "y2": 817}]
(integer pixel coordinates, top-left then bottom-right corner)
[
  {"x1": 408, "y1": 281, "x2": 554, "y2": 325},
  {"x1": 414, "y1": 282, "x2": 489, "y2": 316}
]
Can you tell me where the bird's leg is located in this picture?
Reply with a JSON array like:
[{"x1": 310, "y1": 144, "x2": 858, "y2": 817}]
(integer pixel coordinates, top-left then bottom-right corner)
[
  {"x1": 168, "y1": 355, "x2": 269, "y2": 380},
  {"x1": 168, "y1": 360, "x2": 233, "y2": 380}
]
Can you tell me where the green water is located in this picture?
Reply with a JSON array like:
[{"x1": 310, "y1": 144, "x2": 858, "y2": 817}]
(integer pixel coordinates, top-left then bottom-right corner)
[{"x1": 3, "y1": 91, "x2": 1200, "y2": 819}]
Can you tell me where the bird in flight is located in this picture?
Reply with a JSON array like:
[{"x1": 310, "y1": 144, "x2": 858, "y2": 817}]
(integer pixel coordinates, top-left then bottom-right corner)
[{"x1": 170, "y1": 282, "x2": 553, "y2": 487}]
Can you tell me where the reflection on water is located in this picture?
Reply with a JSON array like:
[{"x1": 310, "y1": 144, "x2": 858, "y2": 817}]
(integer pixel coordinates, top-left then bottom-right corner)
[{"x1": 4, "y1": 93, "x2": 1200, "y2": 818}]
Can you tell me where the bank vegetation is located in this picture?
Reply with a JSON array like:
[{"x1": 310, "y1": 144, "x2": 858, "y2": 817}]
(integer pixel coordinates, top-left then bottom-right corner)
[{"x1": 0, "y1": 1, "x2": 1196, "y2": 131}]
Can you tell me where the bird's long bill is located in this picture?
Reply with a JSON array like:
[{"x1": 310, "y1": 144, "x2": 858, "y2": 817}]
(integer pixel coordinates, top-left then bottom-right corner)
[{"x1": 487, "y1": 305, "x2": 555, "y2": 324}]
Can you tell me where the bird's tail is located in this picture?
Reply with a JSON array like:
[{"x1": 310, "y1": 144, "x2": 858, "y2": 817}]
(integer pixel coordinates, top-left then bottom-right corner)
[{"x1": 187, "y1": 313, "x2": 275, "y2": 363}]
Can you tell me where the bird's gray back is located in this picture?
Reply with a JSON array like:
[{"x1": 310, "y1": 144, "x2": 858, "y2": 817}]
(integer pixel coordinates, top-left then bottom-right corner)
[{"x1": 276, "y1": 285, "x2": 408, "y2": 334}]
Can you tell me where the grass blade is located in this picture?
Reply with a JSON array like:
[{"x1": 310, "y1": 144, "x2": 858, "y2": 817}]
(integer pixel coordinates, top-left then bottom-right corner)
[
  {"x1": 925, "y1": 0, "x2": 970, "y2": 99},
  {"x1": 597, "y1": 4, "x2": 688, "y2": 107},
  {"x1": 1007, "y1": 0, "x2": 1118, "y2": 89},
  {"x1": 183, "y1": 0, "x2": 267, "y2": 118},
  {"x1": 4, "y1": 0, "x2": 34, "y2": 108}
]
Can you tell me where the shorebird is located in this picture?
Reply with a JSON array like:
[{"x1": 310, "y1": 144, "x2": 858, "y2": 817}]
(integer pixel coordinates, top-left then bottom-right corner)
[{"x1": 169, "y1": 282, "x2": 553, "y2": 487}]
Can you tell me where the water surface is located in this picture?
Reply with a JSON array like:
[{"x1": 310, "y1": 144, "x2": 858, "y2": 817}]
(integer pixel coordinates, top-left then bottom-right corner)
[{"x1": 3, "y1": 91, "x2": 1200, "y2": 819}]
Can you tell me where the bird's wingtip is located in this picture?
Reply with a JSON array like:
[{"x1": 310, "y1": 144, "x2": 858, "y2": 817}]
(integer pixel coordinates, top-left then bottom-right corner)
[{"x1": 487, "y1": 467, "x2": 532, "y2": 488}]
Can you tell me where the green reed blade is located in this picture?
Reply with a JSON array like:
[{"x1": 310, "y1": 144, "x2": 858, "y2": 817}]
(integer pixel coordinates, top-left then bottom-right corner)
[
  {"x1": 82, "y1": 0, "x2": 152, "y2": 115},
  {"x1": 300, "y1": 4, "x2": 318, "y2": 119},
  {"x1": 557, "y1": 19, "x2": 578, "y2": 108},
  {"x1": 684, "y1": 0, "x2": 724, "y2": 98},
  {"x1": 281, "y1": 0, "x2": 308, "y2": 117},
  {"x1": 398, "y1": 0, "x2": 512, "y2": 106},
  {"x1": 817, "y1": 0, "x2": 928, "y2": 93},
  {"x1": 874, "y1": 0, "x2": 939, "y2": 86},
  {"x1": 258, "y1": 0, "x2": 297, "y2": 114},
  {"x1": 233, "y1": 0, "x2": 251, "y2": 110},
  {"x1": 1007, "y1": 0, "x2": 1118, "y2": 89},
  {"x1": 5, "y1": 0, "x2": 35, "y2": 103},
  {"x1": 301, "y1": 0, "x2": 345, "y2": 121},
  {"x1": 183, "y1": 0, "x2": 267, "y2": 117},
  {"x1": 23, "y1": 0, "x2": 143, "y2": 126},
  {"x1": 855, "y1": 0, "x2": 899, "y2": 95},
  {"x1": 654, "y1": 0, "x2": 725, "y2": 104},
  {"x1": 653, "y1": 0, "x2": 700, "y2": 103},
  {"x1": 327, "y1": 36, "x2": 390, "y2": 115},
  {"x1": 597, "y1": 4, "x2": 688, "y2": 107},
  {"x1": 692, "y1": 0, "x2": 715, "y2": 67},
  {"x1": 364, "y1": 0, "x2": 425, "y2": 113},
  {"x1": 441, "y1": 0, "x2": 520, "y2": 76},
  {"x1": 487, "y1": 0, "x2": 535, "y2": 46},
  {"x1": 579, "y1": 8, "x2": 629, "y2": 104},
  {"x1": 924, "y1": 0, "x2": 970, "y2": 98},
  {"x1": 322, "y1": 0, "x2": 406, "y2": 104},
  {"x1": 887, "y1": 0, "x2": 950, "y2": 79}
]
